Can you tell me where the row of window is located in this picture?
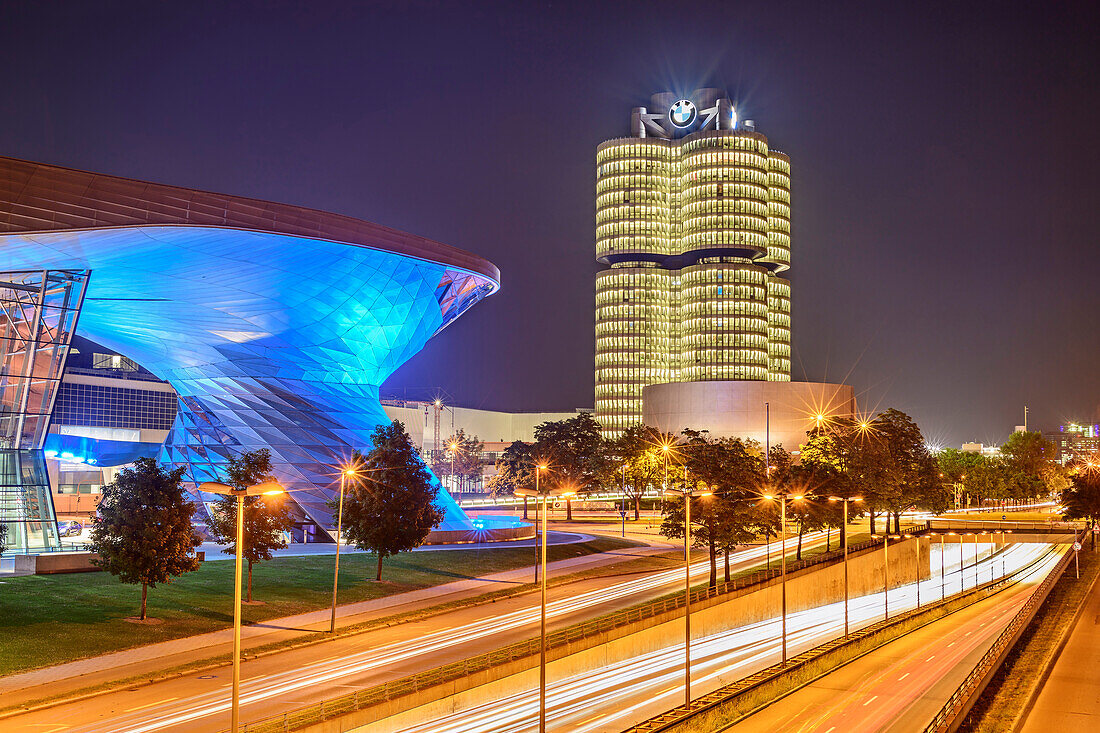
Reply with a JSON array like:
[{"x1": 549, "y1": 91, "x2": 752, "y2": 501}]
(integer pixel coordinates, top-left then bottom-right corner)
[
  {"x1": 53, "y1": 383, "x2": 177, "y2": 431},
  {"x1": 681, "y1": 134, "x2": 770, "y2": 156}
]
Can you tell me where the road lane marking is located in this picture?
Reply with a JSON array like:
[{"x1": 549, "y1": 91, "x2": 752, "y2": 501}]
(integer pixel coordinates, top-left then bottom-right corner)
[
  {"x1": 898, "y1": 672, "x2": 910, "y2": 680},
  {"x1": 125, "y1": 698, "x2": 178, "y2": 712},
  {"x1": 926, "y1": 655, "x2": 935, "y2": 661},
  {"x1": 863, "y1": 695, "x2": 878, "y2": 706}
]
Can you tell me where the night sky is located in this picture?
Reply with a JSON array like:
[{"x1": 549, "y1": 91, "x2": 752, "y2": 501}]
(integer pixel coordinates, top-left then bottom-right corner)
[{"x1": 3, "y1": 1, "x2": 1098, "y2": 447}]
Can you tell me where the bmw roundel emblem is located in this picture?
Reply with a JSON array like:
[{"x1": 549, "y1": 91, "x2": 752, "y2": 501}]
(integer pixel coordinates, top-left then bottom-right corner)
[{"x1": 669, "y1": 99, "x2": 697, "y2": 128}]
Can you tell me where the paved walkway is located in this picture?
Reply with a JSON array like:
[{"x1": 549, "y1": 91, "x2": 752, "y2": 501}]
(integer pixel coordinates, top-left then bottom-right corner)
[
  {"x1": 1020, "y1": 566, "x2": 1100, "y2": 731},
  {"x1": 0, "y1": 540, "x2": 668, "y2": 706}
]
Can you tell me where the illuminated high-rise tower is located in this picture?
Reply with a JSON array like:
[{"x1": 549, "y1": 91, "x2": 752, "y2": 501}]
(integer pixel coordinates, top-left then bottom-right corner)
[{"x1": 595, "y1": 89, "x2": 792, "y2": 438}]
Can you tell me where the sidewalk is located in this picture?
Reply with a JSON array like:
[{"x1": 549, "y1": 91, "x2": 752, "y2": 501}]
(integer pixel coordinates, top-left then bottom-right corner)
[
  {"x1": 1019, "y1": 565, "x2": 1100, "y2": 731},
  {"x1": 0, "y1": 542, "x2": 669, "y2": 707}
]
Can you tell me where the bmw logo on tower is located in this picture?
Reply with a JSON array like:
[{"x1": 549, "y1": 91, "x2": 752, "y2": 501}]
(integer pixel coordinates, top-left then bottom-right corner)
[{"x1": 668, "y1": 99, "x2": 697, "y2": 128}]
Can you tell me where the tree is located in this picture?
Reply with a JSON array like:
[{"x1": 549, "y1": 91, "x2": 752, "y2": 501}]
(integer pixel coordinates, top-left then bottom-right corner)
[
  {"x1": 206, "y1": 449, "x2": 295, "y2": 602},
  {"x1": 442, "y1": 429, "x2": 485, "y2": 493},
  {"x1": 1001, "y1": 431, "x2": 1062, "y2": 500},
  {"x1": 487, "y1": 440, "x2": 536, "y2": 517},
  {"x1": 532, "y1": 412, "x2": 609, "y2": 520},
  {"x1": 1063, "y1": 466, "x2": 1100, "y2": 549},
  {"x1": 335, "y1": 420, "x2": 444, "y2": 581},
  {"x1": 88, "y1": 457, "x2": 201, "y2": 620},
  {"x1": 609, "y1": 425, "x2": 672, "y2": 520},
  {"x1": 660, "y1": 431, "x2": 765, "y2": 586}
]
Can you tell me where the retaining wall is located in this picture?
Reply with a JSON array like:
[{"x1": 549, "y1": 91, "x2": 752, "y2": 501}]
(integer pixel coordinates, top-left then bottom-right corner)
[{"x1": 320, "y1": 537, "x2": 931, "y2": 733}]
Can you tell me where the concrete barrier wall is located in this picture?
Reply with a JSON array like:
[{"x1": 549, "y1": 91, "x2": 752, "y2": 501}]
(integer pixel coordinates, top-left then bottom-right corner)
[{"x1": 333, "y1": 537, "x2": 931, "y2": 733}]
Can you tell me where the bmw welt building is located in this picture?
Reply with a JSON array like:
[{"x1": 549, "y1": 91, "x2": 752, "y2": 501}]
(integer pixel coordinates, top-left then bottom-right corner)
[{"x1": 0, "y1": 156, "x2": 515, "y2": 552}]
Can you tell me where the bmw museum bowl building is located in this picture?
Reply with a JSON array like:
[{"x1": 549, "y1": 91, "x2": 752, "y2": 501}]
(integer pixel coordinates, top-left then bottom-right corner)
[{"x1": 0, "y1": 156, "x2": 522, "y2": 552}]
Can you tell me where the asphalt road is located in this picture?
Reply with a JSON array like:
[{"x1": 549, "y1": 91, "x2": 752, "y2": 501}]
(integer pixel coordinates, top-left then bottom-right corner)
[
  {"x1": 1019, "y1": 557, "x2": 1100, "y2": 732},
  {"x1": 3, "y1": 532, "x2": 820, "y2": 733},
  {"x1": 380, "y1": 544, "x2": 1062, "y2": 733},
  {"x1": 728, "y1": 548, "x2": 1065, "y2": 733}
]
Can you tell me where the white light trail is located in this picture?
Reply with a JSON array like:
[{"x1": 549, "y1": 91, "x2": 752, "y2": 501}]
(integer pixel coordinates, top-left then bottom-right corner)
[
  {"x1": 73, "y1": 533, "x2": 831, "y2": 732},
  {"x1": 393, "y1": 543, "x2": 1063, "y2": 733}
]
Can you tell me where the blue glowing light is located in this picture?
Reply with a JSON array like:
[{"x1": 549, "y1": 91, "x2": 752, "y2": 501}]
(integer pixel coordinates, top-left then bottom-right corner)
[{"x1": 0, "y1": 226, "x2": 498, "y2": 534}]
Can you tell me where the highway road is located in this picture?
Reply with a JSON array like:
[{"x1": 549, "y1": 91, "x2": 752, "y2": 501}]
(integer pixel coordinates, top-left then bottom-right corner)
[
  {"x1": 727, "y1": 547, "x2": 1065, "y2": 732},
  {"x1": 4, "y1": 530, "x2": 833, "y2": 733},
  {"x1": 389, "y1": 543, "x2": 1063, "y2": 733}
]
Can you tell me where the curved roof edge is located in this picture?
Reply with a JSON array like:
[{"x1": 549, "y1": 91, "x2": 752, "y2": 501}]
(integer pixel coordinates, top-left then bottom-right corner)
[{"x1": 0, "y1": 155, "x2": 500, "y2": 284}]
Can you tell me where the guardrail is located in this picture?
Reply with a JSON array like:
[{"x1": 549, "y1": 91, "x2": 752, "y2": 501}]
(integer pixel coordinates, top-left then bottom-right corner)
[
  {"x1": 626, "y1": 544, "x2": 1065, "y2": 733},
  {"x1": 235, "y1": 531, "x2": 918, "y2": 733},
  {"x1": 928, "y1": 518, "x2": 1082, "y2": 533},
  {"x1": 922, "y1": 539, "x2": 1075, "y2": 732}
]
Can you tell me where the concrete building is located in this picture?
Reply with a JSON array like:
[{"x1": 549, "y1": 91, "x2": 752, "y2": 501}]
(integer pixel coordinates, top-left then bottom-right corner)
[
  {"x1": 595, "y1": 89, "x2": 792, "y2": 438},
  {"x1": 642, "y1": 381, "x2": 855, "y2": 454},
  {"x1": 1044, "y1": 423, "x2": 1100, "y2": 465},
  {"x1": 593, "y1": 88, "x2": 854, "y2": 453}
]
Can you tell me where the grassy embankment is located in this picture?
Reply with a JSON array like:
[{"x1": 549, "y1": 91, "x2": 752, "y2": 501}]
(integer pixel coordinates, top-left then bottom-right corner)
[{"x1": 0, "y1": 536, "x2": 636, "y2": 676}]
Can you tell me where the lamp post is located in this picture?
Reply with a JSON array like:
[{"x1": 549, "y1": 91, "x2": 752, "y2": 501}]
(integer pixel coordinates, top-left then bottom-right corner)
[
  {"x1": 939, "y1": 533, "x2": 946, "y2": 600},
  {"x1": 329, "y1": 467, "x2": 357, "y2": 633},
  {"x1": 884, "y1": 533, "x2": 890, "y2": 619},
  {"x1": 199, "y1": 480, "x2": 285, "y2": 733},
  {"x1": 828, "y1": 496, "x2": 863, "y2": 636},
  {"x1": 532, "y1": 463, "x2": 546, "y2": 583},
  {"x1": 665, "y1": 478, "x2": 712, "y2": 707},
  {"x1": 763, "y1": 491, "x2": 804, "y2": 664},
  {"x1": 515, "y1": 483, "x2": 574, "y2": 733},
  {"x1": 447, "y1": 440, "x2": 459, "y2": 494},
  {"x1": 621, "y1": 462, "x2": 628, "y2": 538}
]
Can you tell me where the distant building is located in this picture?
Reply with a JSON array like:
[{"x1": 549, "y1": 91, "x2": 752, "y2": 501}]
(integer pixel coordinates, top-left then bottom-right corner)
[
  {"x1": 1043, "y1": 423, "x2": 1100, "y2": 465},
  {"x1": 960, "y1": 442, "x2": 1001, "y2": 457}
]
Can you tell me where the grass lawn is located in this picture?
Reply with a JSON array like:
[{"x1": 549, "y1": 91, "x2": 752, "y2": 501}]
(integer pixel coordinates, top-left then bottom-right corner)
[{"x1": 0, "y1": 536, "x2": 636, "y2": 676}]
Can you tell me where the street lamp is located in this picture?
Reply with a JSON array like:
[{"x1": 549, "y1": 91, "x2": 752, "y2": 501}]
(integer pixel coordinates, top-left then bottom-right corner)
[
  {"x1": 446, "y1": 440, "x2": 461, "y2": 494},
  {"x1": 763, "y1": 491, "x2": 805, "y2": 664},
  {"x1": 620, "y1": 462, "x2": 628, "y2": 538},
  {"x1": 330, "y1": 466, "x2": 358, "y2": 633},
  {"x1": 199, "y1": 480, "x2": 285, "y2": 733},
  {"x1": 514, "y1": 482, "x2": 574, "y2": 733},
  {"x1": 828, "y1": 496, "x2": 863, "y2": 636},
  {"x1": 532, "y1": 463, "x2": 547, "y2": 584},
  {"x1": 665, "y1": 476, "x2": 712, "y2": 707}
]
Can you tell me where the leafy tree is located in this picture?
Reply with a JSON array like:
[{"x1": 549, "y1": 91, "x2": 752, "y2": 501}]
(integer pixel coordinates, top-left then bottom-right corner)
[
  {"x1": 608, "y1": 425, "x2": 672, "y2": 520},
  {"x1": 88, "y1": 457, "x2": 201, "y2": 620},
  {"x1": 532, "y1": 412, "x2": 609, "y2": 520},
  {"x1": 442, "y1": 429, "x2": 485, "y2": 493},
  {"x1": 660, "y1": 431, "x2": 766, "y2": 585},
  {"x1": 335, "y1": 420, "x2": 443, "y2": 581},
  {"x1": 1063, "y1": 466, "x2": 1100, "y2": 549},
  {"x1": 487, "y1": 440, "x2": 536, "y2": 517},
  {"x1": 1001, "y1": 431, "x2": 1063, "y2": 500},
  {"x1": 206, "y1": 449, "x2": 295, "y2": 602}
]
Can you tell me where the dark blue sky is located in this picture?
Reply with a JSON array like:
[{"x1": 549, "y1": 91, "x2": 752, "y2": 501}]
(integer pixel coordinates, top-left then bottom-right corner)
[{"x1": 2, "y1": 1, "x2": 1097, "y2": 447}]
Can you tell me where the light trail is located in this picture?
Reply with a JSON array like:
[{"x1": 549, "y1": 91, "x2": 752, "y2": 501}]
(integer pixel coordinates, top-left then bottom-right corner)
[
  {"x1": 393, "y1": 543, "x2": 1063, "y2": 733},
  {"x1": 61, "y1": 532, "x2": 830, "y2": 733}
]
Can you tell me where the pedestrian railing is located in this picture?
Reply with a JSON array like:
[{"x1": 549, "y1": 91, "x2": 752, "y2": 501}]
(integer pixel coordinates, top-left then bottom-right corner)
[
  {"x1": 922, "y1": 545, "x2": 1073, "y2": 732},
  {"x1": 626, "y1": 545, "x2": 1063, "y2": 733}
]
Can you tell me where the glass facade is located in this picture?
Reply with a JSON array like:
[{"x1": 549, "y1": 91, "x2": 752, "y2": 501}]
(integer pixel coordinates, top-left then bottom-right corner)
[
  {"x1": 0, "y1": 269, "x2": 87, "y2": 553},
  {"x1": 595, "y1": 92, "x2": 793, "y2": 437},
  {"x1": 53, "y1": 381, "x2": 177, "y2": 430}
]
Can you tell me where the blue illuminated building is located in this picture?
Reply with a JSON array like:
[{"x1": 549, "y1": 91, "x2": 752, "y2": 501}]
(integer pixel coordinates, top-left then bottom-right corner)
[{"x1": 0, "y1": 156, "x2": 513, "y2": 543}]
